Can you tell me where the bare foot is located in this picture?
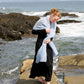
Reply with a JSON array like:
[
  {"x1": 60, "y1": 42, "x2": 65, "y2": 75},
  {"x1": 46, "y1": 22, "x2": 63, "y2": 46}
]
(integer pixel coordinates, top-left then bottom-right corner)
[
  {"x1": 38, "y1": 76, "x2": 45, "y2": 83},
  {"x1": 45, "y1": 81, "x2": 50, "y2": 84}
]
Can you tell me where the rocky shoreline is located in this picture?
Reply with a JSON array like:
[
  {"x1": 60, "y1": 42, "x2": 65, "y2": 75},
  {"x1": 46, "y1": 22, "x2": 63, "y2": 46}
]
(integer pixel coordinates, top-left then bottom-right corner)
[
  {"x1": 0, "y1": 12, "x2": 81, "y2": 41},
  {"x1": 0, "y1": 13, "x2": 39, "y2": 41},
  {"x1": 17, "y1": 54, "x2": 84, "y2": 84},
  {"x1": 58, "y1": 54, "x2": 84, "y2": 84},
  {"x1": 58, "y1": 54, "x2": 84, "y2": 67},
  {"x1": 17, "y1": 59, "x2": 60, "y2": 84}
]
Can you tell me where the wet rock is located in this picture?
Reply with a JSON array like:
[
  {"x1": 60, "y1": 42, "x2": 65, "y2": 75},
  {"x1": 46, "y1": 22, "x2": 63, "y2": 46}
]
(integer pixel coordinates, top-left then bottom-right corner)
[
  {"x1": 0, "y1": 26, "x2": 3, "y2": 38},
  {"x1": 0, "y1": 42, "x2": 2, "y2": 44},
  {"x1": 58, "y1": 54, "x2": 84, "y2": 84},
  {"x1": 20, "y1": 59, "x2": 33, "y2": 74},
  {"x1": 43, "y1": 12, "x2": 78, "y2": 17},
  {"x1": 79, "y1": 11, "x2": 84, "y2": 13},
  {"x1": 57, "y1": 20, "x2": 81, "y2": 24},
  {"x1": 62, "y1": 13, "x2": 78, "y2": 17},
  {"x1": 64, "y1": 76, "x2": 84, "y2": 84},
  {"x1": 0, "y1": 12, "x2": 60, "y2": 41},
  {"x1": 58, "y1": 54, "x2": 84, "y2": 67},
  {"x1": 2, "y1": 30, "x2": 22, "y2": 41},
  {"x1": 56, "y1": 26, "x2": 60, "y2": 33},
  {"x1": 0, "y1": 13, "x2": 40, "y2": 40},
  {"x1": 0, "y1": 12, "x2": 5, "y2": 15},
  {"x1": 0, "y1": 25, "x2": 22, "y2": 41},
  {"x1": 17, "y1": 59, "x2": 60, "y2": 84},
  {"x1": 43, "y1": 11, "x2": 51, "y2": 16}
]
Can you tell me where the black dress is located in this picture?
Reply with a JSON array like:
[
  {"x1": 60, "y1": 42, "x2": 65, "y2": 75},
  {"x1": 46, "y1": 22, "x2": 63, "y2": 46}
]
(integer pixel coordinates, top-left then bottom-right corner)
[{"x1": 29, "y1": 29, "x2": 53, "y2": 81}]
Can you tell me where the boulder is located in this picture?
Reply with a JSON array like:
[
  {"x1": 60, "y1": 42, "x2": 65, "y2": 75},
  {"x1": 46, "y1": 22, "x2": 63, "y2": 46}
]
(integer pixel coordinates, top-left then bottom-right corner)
[
  {"x1": 0, "y1": 13, "x2": 40, "y2": 40},
  {"x1": 43, "y1": 12, "x2": 78, "y2": 17},
  {"x1": 58, "y1": 55, "x2": 84, "y2": 84},
  {"x1": 58, "y1": 54, "x2": 84, "y2": 67},
  {"x1": 17, "y1": 59, "x2": 60, "y2": 84},
  {"x1": 0, "y1": 25, "x2": 3, "y2": 38},
  {"x1": 64, "y1": 76, "x2": 84, "y2": 84},
  {"x1": 2, "y1": 30, "x2": 22, "y2": 41},
  {"x1": 56, "y1": 26, "x2": 60, "y2": 33},
  {"x1": 0, "y1": 25, "x2": 22, "y2": 41},
  {"x1": 61, "y1": 13, "x2": 78, "y2": 17},
  {"x1": 0, "y1": 42, "x2": 2, "y2": 44},
  {"x1": 43, "y1": 12, "x2": 51, "y2": 16},
  {"x1": 0, "y1": 12, "x2": 61, "y2": 41},
  {"x1": 0, "y1": 12, "x2": 5, "y2": 15},
  {"x1": 57, "y1": 20, "x2": 81, "y2": 24}
]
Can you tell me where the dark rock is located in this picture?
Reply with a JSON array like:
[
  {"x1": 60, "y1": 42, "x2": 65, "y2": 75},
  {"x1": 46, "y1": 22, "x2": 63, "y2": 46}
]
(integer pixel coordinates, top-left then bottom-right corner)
[
  {"x1": 43, "y1": 12, "x2": 51, "y2": 16},
  {"x1": 58, "y1": 54, "x2": 84, "y2": 67},
  {"x1": 0, "y1": 42, "x2": 2, "y2": 45},
  {"x1": 43, "y1": 12, "x2": 78, "y2": 18},
  {"x1": 0, "y1": 26, "x2": 3, "y2": 38},
  {"x1": 2, "y1": 30, "x2": 22, "y2": 41},
  {"x1": 0, "y1": 12, "x2": 61, "y2": 40},
  {"x1": 56, "y1": 26, "x2": 60, "y2": 33},
  {"x1": 57, "y1": 20, "x2": 81, "y2": 24},
  {"x1": 62, "y1": 13, "x2": 78, "y2": 17},
  {"x1": 0, "y1": 13, "x2": 40, "y2": 41},
  {"x1": 0, "y1": 12, "x2": 5, "y2": 15},
  {"x1": 79, "y1": 11, "x2": 84, "y2": 13},
  {"x1": 17, "y1": 59, "x2": 60, "y2": 84}
]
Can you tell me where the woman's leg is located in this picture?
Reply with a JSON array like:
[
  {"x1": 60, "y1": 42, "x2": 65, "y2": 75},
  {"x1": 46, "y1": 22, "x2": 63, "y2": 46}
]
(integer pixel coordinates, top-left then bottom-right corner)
[{"x1": 44, "y1": 44, "x2": 53, "y2": 84}]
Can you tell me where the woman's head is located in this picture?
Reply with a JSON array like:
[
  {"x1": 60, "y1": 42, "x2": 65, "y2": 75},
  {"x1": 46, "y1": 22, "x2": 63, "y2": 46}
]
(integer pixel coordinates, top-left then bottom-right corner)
[
  {"x1": 49, "y1": 8, "x2": 61, "y2": 23},
  {"x1": 51, "y1": 8, "x2": 58, "y2": 15}
]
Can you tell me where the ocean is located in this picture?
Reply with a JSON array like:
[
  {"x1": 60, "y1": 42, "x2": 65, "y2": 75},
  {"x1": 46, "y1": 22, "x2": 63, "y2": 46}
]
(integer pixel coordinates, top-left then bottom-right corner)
[
  {"x1": 0, "y1": 1, "x2": 84, "y2": 84},
  {"x1": 0, "y1": 1, "x2": 84, "y2": 14}
]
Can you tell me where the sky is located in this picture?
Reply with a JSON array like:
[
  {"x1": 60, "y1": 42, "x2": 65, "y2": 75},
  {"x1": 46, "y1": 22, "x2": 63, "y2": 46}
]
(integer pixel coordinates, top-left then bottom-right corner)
[{"x1": 0, "y1": 0, "x2": 84, "y2": 2}]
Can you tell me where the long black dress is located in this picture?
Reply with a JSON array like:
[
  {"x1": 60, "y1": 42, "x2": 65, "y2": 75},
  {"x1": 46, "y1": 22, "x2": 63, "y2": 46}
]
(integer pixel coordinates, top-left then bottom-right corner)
[{"x1": 29, "y1": 29, "x2": 53, "y2": 81}]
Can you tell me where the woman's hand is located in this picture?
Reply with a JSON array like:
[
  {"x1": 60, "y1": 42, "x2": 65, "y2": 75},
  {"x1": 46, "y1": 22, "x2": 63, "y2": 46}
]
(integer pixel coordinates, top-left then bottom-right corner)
[
  {"x1": 45, "y1": 28, "x2": 50, "y2": 33},
  {"x1": 44, "y1": 39, "x2": 51, "y2": 44}
]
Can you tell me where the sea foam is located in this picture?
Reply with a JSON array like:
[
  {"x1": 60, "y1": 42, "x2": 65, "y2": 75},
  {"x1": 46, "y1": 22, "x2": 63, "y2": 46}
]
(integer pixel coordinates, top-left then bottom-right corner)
[
  {"x1": 2, "y1": 66, "x2": 19, "y2": 75},
  {"x1": 22, "y1": 11, "x2": 48, "y2": 16}
]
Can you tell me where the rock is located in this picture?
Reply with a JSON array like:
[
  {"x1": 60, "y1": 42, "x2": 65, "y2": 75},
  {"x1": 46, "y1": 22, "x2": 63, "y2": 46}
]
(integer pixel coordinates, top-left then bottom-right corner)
[
  {"x1": 56, "y1": 26, "x2": 60, "y2": 33},
  {"x1": 58, "y1": 55, "x2": 84, "y2": 84},
  {"x1": 0, "y1": 13, "x2": 40, "y2": 40},
  {"x1": 0, "y1": 25, "x2": 3, "y2": 38},
  {"x1": 79, "y1": 11, "x2": 84, "y2": 13},
  {"x1": 0, "y1": 42, "x2": 2, "y2": 44},
  {"x1": 61, "y1": 13, "x2": 78, "y2": 17},
  {"x1": 64, "y1": 76, "x2": 84, "y2": 84},
  {"x1": 0, "y1": 12, "x2": 60, "y2": 40},
  {"x1": 57, "y1": 20, "x2": 81, "y2": 24},
  {"x1": 43, "y1": 12, "x2": 51, "y2": 16},
  {"x1": 17, "y1": 59, "x2": 60, "y2": 84},
  {"x1": 58, "y1": 54, "x2": 84, "y2": 67},
  {"x1": 20, "y1": 59, "x2": 33, "y2": 74},
  {"x1": 0, "y1": 25, "x2": 22, "y2": 41},
  {"x1": 43, "y1": 12, "x2": 78, "y2": 17},
  {"x1": 2, "y1": 30, "x2": 22, "y2": 41},
  {"x1": 0, "y1": 12, "x2": 5, "y2": 15}
]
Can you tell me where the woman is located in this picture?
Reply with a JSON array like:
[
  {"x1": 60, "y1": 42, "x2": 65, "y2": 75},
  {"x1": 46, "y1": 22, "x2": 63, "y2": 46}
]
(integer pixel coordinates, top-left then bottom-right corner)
[{"x1": 29, "y1": 8, "x2": 61, "y2": 84}]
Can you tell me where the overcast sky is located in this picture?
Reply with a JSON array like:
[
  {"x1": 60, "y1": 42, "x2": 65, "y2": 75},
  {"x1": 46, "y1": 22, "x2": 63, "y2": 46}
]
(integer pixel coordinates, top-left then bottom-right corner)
[{"x1": 0, "y1": 0, "x2": 84, "y2": 2}]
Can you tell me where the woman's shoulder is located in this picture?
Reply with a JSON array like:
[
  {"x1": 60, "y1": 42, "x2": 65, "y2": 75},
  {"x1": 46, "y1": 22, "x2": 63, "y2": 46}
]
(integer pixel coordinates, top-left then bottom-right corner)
[{"x1": 37, "y1": 17, "x2": 47, "y2": 24}]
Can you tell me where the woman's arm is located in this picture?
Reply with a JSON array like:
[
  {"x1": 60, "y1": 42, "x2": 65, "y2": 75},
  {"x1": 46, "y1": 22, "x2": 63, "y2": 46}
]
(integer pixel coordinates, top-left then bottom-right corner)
[
  {"x1": 32, "y1": 28, "x2": 50, "y2": 35},
  {"x1": 44, "y1": 38, "x2": 53, "y2": 44},
  {"x1": 32, "y1": 29, "x2": 53, "y2": 43},
  {"x1": 32, "y1": 29, "x2": 46, "y2": 35}
]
